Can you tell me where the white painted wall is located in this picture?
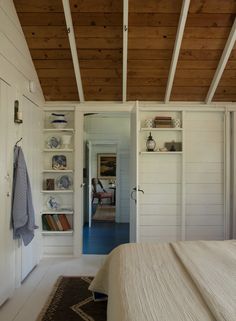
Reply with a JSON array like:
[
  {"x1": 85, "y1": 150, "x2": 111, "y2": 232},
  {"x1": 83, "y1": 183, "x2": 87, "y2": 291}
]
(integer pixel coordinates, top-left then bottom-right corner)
[
  {"x1": 0, "y1": 0, "x2": 44, "y2": 104},
  {"x1": 138, "y1": 109, "x2": 225, "y2": 243},
  {"x1": 0, "y1": 0, "x2": 44, "y2": 303},
  {"x1": 21, "y1": 97, "x2": 42, "y2": 280},
  {"x1": 84, "y1": 114, "x2": 130, "y2": 223},
  {"x1": 185, "y1": 111, "x2": 225, "y2": 240},
  {"x1": 0, "y1": 80, "x2": 16, "y2": 305}
]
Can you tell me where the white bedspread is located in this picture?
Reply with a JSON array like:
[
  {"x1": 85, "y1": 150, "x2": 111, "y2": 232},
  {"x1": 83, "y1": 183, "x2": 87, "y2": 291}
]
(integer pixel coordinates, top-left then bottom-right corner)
[{"x1": 89, "y1": 241, "x2": 236, "y2": 321}]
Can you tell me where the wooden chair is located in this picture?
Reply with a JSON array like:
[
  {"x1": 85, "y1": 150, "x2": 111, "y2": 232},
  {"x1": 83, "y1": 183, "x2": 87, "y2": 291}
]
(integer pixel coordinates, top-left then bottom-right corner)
[{"x1": 91, "y1": 178, "x2": 113, "y2": 205}]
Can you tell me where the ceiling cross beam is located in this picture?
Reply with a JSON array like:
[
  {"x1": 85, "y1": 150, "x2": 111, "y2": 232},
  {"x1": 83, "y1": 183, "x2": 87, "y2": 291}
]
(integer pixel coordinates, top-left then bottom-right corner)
[
  {"x1": 164, "y1": 0, "x2": 190, "y2": 103},
  {"x1": 62, "y1": 0, "x2": 84, "y2": 103},
  {"x1": 122, "y1": 0, "x2": 129, "y2": 102},
  {"x1": 205, "y1": 18, "x2": 236, "y2": 104}
]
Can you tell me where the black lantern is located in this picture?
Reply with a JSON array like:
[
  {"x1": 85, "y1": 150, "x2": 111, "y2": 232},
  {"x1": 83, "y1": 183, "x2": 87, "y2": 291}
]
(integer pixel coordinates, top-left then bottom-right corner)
[{"x1": 146, "y1": 132, "x2": 156, "y2": 152}]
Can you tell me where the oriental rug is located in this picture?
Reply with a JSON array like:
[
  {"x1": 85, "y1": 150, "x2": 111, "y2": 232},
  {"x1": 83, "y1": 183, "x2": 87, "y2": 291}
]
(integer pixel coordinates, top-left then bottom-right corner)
[
  {"x1": 93, "y1": 205, "x2": 115, "y2": 221},
  {"x1": 37, "y1": 276, "x2": 107, "y2": 321}
]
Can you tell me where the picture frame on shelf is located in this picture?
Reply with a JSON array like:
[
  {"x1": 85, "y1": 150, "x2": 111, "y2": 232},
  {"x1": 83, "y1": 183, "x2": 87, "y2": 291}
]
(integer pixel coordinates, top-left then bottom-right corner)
[
  {"x1": 97, "y1": 153, "x2": 116, "y2": 179},
  {"x1": 165, "y1": 141, "x2": 182, "y2": 152}
]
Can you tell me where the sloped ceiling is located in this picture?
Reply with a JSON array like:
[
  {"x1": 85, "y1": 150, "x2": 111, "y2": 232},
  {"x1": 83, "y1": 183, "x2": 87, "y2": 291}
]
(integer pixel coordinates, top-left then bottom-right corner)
[{"x1": 14, "y1": 0, "x2": 236, "y2": 102}]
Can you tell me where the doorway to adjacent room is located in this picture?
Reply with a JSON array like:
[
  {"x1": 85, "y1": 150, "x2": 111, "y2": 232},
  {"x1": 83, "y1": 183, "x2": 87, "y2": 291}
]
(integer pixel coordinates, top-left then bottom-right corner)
[{"x1": 82, "y1": 113, "x2": 130, "y2": 254}]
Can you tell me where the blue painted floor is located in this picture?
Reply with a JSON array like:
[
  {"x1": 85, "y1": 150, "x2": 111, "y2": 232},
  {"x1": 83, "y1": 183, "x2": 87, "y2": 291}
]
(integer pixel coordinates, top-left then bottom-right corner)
[{"x1": 83, "y1": 222, "x2": 130, "y2": 254}]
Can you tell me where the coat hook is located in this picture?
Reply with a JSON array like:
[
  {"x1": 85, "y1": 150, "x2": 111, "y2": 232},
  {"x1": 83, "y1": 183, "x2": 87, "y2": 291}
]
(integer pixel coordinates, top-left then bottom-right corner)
[{"x1": 15, "y1": 137, "x2": 23, "y2": 146}]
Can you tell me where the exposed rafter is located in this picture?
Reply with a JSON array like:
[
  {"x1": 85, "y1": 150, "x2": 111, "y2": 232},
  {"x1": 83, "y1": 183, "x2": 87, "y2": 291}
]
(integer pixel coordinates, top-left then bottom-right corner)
[
  {"x1": 164, "y1": 0, "x2": 190, "y2": 103},
  {"x1": 205, "y1": 18, "x2": 236, "y2": 104},
  {"x1": 62, "y1": 0, "x2": 84, "y2": 103},
  {"x1": 123, "y1": 0, "x2": 129, "y2": 102}
]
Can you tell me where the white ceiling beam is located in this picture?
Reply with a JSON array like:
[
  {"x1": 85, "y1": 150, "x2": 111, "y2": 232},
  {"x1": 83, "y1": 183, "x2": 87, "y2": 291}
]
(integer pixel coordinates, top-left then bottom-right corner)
[
  {"x1": 62, "y1": 0, "x2": 84, "y2": 102},
  {"x1": 205, "y1": 18, "x2": 236, "y2": 104},
  {"x1": 122, "y1": 0, "x2": 129, "y2": 102},
  {"x1": 164, "y1": 0, "x2": 190, "y2": 103}
]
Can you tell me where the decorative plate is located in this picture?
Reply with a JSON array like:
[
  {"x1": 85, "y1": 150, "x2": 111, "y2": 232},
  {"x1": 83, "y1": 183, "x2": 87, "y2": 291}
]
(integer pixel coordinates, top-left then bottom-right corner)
[
  {"x1": 47, "y1": 136, "x2": 61, "y2": 149},
  {"x1": 46, "y1": 196, "x2": 60, "y2": 210},
  {"x1": 52, "y1": 155, "x2": 67, "y2": 170},
  {"x1": 56, "y1": 175, "x2": 72, "y2": 190}
]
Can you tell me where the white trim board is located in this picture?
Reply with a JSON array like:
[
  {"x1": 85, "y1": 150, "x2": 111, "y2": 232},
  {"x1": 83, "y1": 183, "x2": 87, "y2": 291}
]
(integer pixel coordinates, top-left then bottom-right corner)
[{"x1": 205, "y1": 18, "x2": 236, "y2": 104}]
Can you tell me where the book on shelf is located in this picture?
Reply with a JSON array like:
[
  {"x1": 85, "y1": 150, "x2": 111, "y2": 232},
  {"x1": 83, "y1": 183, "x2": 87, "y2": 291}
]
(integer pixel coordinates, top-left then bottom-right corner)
[
  {"x1": 154, "y1": 116, "x2": 172, "y2": 120},
  {"x1": 42, "y1": 215, "x2": 51, "y2": 231},
  {"x1": 47, "y1": 214, "x2": 58, "y2": 230},
  {"x1": 54, "y1": 214, "x2": 63, "y2": 231},
  {"x1": 42, "y1": 214, "x2": 71, "y2": 231},
  {"x1": 58, "y1": 214, "x2": 71, "y2": 231},
  {"x1": 155, "y1": 124, "x2": 172, "y2": 128}
]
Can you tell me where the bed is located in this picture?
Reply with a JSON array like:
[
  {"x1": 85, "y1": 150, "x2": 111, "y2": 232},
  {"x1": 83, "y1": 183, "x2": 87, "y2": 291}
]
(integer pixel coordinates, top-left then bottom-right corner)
[{"x1": 89, "y1": 240, "x2": 236, "y2": 321}]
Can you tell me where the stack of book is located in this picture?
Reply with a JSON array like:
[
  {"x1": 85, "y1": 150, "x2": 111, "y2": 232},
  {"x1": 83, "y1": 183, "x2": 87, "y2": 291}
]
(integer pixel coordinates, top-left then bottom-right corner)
[
  {"x1": 154, "y1": 116, "x2": 172, "y2": 128},
  {"x1": 42, "y1": 214, "x2": 71, "y2": 231}
]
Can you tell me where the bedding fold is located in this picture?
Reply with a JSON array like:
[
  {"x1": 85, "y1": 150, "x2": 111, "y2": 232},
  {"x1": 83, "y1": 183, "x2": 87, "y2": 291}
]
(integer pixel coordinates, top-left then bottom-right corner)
[
  {"x1": 89, "y1": 243, "x2": 219, "y2": 321},
  {"x1": 89, "y1": 241, "x2": 235, "y2": 321},
  {"x1": 172, "y1": 240, "x2": 236, "y2": 321}
]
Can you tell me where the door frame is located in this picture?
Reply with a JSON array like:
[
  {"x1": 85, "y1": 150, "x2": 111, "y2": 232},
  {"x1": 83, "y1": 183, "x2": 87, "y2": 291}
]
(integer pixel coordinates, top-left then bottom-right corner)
[
  {"x1": 87, "y1": 140, "x2": 120, "y2": 226},
  {"x1": 73, "y1": 105, "x2": 133, "y2": 256}
]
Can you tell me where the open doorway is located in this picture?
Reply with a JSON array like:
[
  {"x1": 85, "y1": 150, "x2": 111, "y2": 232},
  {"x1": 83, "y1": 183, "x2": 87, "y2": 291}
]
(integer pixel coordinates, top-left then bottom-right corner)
[{"x1": 82, "y1": 113, "x2": 130, "y2": 254}]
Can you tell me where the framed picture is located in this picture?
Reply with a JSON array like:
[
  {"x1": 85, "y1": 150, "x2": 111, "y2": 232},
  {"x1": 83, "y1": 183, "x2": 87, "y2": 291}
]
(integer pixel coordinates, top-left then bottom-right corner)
[{"x1": 97, "y1": 153, "x2": 116, "y2": 179}]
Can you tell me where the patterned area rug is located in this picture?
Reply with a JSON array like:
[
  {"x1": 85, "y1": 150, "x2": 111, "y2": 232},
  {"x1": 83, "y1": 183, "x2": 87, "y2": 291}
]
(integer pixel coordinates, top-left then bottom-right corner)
[
  {"x1": 37, "y1": 276, "x2": 107, "y2": 321},
  {"x1": 93, "y1": 206, "x2": 115, "y2": 222}
]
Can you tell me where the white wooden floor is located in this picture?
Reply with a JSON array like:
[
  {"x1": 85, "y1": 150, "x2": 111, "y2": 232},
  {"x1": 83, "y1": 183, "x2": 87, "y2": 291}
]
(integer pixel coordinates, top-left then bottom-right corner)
[{"x1": 0, "y1": 255, "x2": 105, "y2": 321}]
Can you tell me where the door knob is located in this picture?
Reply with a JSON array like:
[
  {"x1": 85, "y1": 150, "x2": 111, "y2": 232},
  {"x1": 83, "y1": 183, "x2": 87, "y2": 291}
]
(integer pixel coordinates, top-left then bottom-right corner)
[
  {"x1": 6, "y1": 192, "x2": 11, "y2": 197},
  {"x1": 5, "y1": 173, "x2": 10, "y2": 181},
  {"x1": 80, "y1": 183, "x2": 86, "y2": 188}
]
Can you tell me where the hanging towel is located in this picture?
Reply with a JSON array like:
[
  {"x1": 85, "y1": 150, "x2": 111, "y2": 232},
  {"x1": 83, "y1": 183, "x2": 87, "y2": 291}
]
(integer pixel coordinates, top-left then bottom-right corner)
[{"x1": 11, "y1": 146, "x2": 38, "y2": 246}]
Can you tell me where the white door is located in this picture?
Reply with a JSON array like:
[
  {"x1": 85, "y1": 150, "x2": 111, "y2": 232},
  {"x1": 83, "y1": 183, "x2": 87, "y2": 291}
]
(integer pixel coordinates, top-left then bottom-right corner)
[
  {"x1": 86, "y1": 141, "x2": 92, "y2": 227},
  {"x1": 129, "y1": 104, "x2": 139, "y2": 242},
  {"x1": 21, "y1": 96, "x2": 42, "y2": 281},
  {"x1": 74, "y1": 109, "x2": 85, "y2": 256},
  {"x1": 0, "y1": 80, "x2": 15, "y2": 305}
]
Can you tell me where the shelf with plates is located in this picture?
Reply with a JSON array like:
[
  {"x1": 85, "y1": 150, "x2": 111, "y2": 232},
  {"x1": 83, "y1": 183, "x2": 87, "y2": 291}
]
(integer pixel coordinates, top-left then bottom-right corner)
[
  {"x1": 43, "y1": 128, "x2": 74, "y2": 132},
  {"x1": 42, "y1": 169, "x2": 73, "y2": 173},
  {"x1": 43, "y1": 149, "x2": 73, "y2": 152},
  {"x1": 140, "y1": 128, "x2": 183, "y2": 131},
  {"x1": 140, "y1": 151, "x2": 183, "y2": 155},
  {"x1": 41, "y1": 108, "x2": 75, "y2": 255},
  {"x1": 41, "y1": 190, "x2": 74, "y2": 193},
  {"x1": 41, "y1": 211, "x2": 74, "y2": 215}
]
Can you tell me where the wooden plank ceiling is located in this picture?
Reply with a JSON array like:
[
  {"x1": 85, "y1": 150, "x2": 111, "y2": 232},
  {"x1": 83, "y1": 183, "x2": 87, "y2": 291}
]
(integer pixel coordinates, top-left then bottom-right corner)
[{"x1": 14, "y1": 0, "x2": 236, "y2": 102}]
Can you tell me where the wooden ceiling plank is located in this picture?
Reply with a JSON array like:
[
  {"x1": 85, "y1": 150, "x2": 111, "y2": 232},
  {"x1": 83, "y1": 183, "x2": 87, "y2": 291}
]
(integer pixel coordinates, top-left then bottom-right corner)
[
  {"x1": 165, "y1": 0, "x2": 190, "y2": 103},
  {"x1": 123, "y1": 0, "x2": 128, "y2": 102},
  {"x1": 62, "y1": 0, "x2": 84, "y2": 102},
  {"x1": 128, "y1": 13, "x2": 234, "y2": 27},
  {"x1": 189, "y1": 0, "x2": 236, "y2": 14},
  {"x1": 31, "y1": 49, "x2": 72, "y2": 60},
  {"x1": 205, "y1": 18, "x2": 236, "y2": 104}
]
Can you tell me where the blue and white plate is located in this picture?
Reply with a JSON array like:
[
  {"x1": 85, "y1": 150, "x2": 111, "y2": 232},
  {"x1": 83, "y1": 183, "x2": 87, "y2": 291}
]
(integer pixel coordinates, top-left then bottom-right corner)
[
  {"x1": 52, "y1": 155, "x2": 67, "y2": 170},
  {"x1": 47, "y1": 136, "x2": 61, "y2": 149},
  {"x1": 56, "y1": 175, "x2": 72, "y2": 190}
]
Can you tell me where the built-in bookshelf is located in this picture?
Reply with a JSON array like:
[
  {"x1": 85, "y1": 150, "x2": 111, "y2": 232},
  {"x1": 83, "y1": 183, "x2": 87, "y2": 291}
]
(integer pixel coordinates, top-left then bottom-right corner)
[
  {"x1": 138, "y1": 109, "x2": 185, "y2": 243},
  {"x1": 41, "y1": 108, "x2": 75, "y2": 255},
  {"x1": 139, "y1": 111, "x2": 183, "y2": 153}
]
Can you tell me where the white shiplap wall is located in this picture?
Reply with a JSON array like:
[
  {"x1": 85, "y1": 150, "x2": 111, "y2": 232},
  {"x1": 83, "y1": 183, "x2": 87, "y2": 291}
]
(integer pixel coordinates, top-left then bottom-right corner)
[
  {"x1": 21, "y1": 96, "x2": 43, "y2": 280},
  {"x1": 185, "y1": 111, "x2": 225, "y2": 240},
  {"x1": 138, "y1": 109, "x2": 225, "y2": 243},
  {"x1": 0, "y1": 80, "x2": 15, "y2": 305},
  {"x1": 139, "y1": 154, "x2": 182, "y2": 242},
  {"x1": 0, "y1": 0, "x2": 44, "y2": 301},
  {"x1": 0, "y1": 0, "x2": 44, "y2": 104}
]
